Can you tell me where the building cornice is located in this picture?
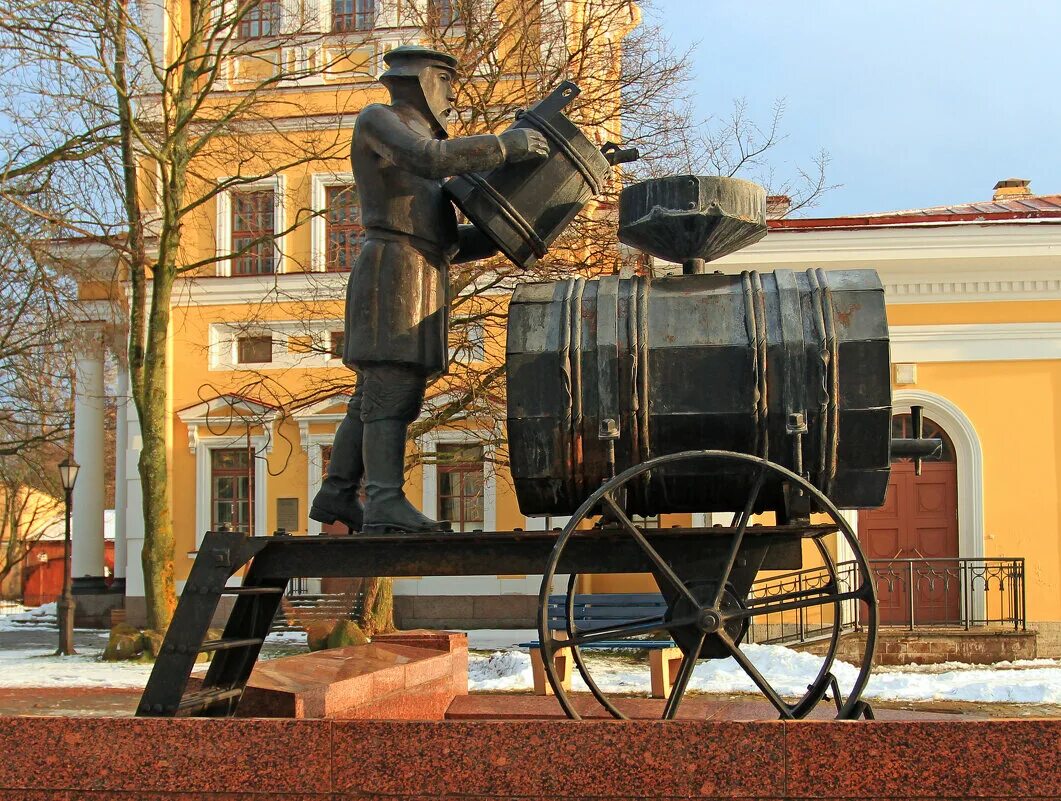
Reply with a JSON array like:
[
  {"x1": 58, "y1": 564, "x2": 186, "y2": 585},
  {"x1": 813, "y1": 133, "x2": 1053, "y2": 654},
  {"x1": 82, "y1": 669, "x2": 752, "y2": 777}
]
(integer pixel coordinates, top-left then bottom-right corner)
[
  {"x1": 890, "y1": 322, "x2": 1061, "y2": 363},
  {"x1": 697, "y1": 222, "x2": 1061, "y2": 304}
]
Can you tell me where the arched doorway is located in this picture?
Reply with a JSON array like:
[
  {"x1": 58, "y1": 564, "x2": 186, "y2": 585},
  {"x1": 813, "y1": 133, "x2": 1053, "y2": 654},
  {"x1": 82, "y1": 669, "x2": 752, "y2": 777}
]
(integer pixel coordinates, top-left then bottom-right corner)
[{"x1": 858, "y1": 414, "x2": 960, "y2": 625}]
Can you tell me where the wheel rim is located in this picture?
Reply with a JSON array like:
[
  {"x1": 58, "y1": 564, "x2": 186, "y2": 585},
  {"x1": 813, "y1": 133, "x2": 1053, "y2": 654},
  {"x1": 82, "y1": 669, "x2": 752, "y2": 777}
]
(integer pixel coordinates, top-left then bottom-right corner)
[{"x1": 537, "y1": 449, "x2": 879, "y2": 720}]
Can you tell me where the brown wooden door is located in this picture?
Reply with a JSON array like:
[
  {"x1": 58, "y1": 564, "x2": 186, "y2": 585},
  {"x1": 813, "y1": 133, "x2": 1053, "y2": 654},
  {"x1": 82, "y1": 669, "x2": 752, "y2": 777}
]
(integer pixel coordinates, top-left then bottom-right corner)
[{"x1": 858, "y1": 416, "x2": 960, "y2": 626}]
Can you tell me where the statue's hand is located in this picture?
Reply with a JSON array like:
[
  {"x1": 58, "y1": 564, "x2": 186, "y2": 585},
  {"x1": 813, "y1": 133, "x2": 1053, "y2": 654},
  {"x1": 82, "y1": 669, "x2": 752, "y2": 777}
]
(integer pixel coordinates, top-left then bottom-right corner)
[{"x1": 500, "y1": 129, "x2": 549, "y2": 163}]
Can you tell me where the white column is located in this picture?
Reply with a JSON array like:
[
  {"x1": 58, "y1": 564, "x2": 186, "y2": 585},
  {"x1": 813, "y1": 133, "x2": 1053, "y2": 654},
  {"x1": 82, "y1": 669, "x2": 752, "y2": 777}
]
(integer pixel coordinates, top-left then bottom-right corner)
[
  {"x1": 71, "y1": 329, "x2": 106, "y2": 579},
  {"x1": 124, "y1": 394, "x2": 146, "y2": 598},
  {"x1": 112, "y1": 369, "x2": 129, "y2": 580}
]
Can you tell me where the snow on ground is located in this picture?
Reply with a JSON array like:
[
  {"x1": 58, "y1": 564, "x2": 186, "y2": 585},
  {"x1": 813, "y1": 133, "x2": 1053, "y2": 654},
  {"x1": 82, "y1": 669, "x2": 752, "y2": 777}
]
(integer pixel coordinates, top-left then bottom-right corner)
[
  {"x1": 265, "y1": 630, "x2": 308, "y2": 645},
  {"x1": 0, "y1": 648, "x2": 154, "y2": 688},
  {"x1": 468, "y1": 644, "x2": 1061, "y2": 705},
  {"x1": 0, "y1": 602, "x2": 59, "y2": 632}
]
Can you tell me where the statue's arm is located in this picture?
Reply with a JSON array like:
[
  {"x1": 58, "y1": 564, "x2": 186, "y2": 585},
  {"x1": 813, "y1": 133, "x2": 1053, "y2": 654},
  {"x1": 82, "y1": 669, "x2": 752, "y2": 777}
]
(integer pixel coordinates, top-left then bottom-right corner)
[
  {"x1": 361, "y1": 105, "x2": 506, "y2": 179},
  {"x1": 453, "y1": 224, "x2": 499, "y2": 264}
]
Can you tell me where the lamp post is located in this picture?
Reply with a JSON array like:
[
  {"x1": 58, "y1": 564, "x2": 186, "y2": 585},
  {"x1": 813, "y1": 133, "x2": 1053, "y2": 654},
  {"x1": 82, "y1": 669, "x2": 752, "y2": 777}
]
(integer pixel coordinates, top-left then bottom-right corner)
[{"x1": 56, "y1": 456, "x2": 79, "y2": 656}]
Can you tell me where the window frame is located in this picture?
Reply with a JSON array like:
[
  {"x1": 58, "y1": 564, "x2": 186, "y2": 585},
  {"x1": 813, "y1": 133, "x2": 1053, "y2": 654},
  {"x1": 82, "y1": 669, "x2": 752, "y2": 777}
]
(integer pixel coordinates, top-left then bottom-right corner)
[
  {"x1": 419, "y1": 428, "x2": 496, "y2": 533},
  {"x1": 436, "y1": 442, "x2": 486, "y2": 533},
  {"x1": 235, "y1": 0, "x2": 281, "y2": 39},
  {"x1": 236, "y1": 334, "x2": 275, "y2": 364},
  {"x1": 216, "y1": 175, "x2": 286, "y2": 277},
  {"x1": 331, "y1": 0, "x2": 376, "y2": 31},
  {"x1": 310, "y1": 172, "x2": 355, "y2": 272},
  {"x1": 323, "y1": 184, "x2": 363, "y2": 272},
  {"x1": 210, "y1": 448, "x2": 254, "y2": 533}
]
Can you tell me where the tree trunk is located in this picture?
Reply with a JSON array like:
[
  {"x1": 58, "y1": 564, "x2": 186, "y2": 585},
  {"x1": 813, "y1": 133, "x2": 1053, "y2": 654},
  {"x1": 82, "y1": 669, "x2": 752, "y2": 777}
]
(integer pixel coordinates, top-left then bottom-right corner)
[
  {"x1": 358, "y1": 576, "x2": 396, "y2": 636},
  {"x1": 136, "y1": 265, "x2": 177, "y2": 632}
]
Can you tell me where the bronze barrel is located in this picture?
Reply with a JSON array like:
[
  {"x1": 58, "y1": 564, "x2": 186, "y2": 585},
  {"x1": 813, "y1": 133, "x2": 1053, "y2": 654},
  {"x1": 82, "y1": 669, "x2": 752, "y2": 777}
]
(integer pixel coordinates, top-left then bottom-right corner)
[
  {"x1": 506, "y1": 270, "x2": 892, "y2": 516},
  {"x1": 444, "y1": 81, "x2": 637, "y2": 270}
]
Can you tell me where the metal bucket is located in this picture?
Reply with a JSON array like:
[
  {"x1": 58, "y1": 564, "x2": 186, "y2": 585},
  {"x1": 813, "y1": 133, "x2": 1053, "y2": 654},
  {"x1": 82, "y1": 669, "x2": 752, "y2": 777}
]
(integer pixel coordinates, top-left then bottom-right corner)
[
  {"x1": 444, "y1": 81, "x2": 637, "y2": 270},
  {"x1": 506, "y1": 269, "x2": 892, "y2": 516}
]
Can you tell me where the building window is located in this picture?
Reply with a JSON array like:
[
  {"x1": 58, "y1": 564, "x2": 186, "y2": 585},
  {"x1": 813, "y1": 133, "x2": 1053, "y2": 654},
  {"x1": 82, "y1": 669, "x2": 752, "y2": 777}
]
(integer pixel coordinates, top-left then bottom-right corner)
[
  {"x1": 237, "y1": 335, "x2": 273, "y2": 364},
  {"x1": 332, "y1": 0, "x2": 375, "y2": 31},
  {"x1": 325, "y1": 185, "x2": 362, "y2": 271},
  {"x1": 437, "y1": 443, "x2": 484, "y2": 532},
  {"x1": 429, "y1": 0, "x2": 459, "y2": 27},
  {"x1": 237, "y1": 0, "x2": 280, "y2": 39},
  {"x1": 329, "y1": 330, "x2": 344, "y2": 359},
  {"x1": 232, "y1": 190, "x2": 276, "y2": 275},
  {"x1": 211, "y1": 449, "x2": 253, "y2": 533}
]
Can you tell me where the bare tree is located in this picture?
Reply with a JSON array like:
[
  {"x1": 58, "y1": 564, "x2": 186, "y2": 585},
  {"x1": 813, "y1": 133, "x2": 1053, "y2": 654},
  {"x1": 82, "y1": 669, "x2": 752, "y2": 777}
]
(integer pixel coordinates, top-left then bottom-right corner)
[{"x1": 0, "y1": 0, "x2": 359, "y2": 630}]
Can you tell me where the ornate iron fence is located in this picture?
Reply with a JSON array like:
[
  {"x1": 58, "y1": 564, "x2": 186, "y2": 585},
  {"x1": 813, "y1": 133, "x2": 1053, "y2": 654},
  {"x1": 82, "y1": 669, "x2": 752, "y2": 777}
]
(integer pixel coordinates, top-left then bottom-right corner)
[{"x1": 748, "y1": 557, "x2": 1026, "y2": 646}]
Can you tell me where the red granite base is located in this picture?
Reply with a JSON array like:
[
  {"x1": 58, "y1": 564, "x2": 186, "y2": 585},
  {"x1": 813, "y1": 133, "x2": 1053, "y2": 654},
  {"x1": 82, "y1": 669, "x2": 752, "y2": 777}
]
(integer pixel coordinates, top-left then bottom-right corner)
[
  {"x1": 188, "y1": 630, "x2": 467, "y2": 719},
  {"x1": 0, "y1": 716, "x2": 1058, "y2": 799},
  {"x1": 446, "y1": 693, "x2": 983, "y2": 721}
]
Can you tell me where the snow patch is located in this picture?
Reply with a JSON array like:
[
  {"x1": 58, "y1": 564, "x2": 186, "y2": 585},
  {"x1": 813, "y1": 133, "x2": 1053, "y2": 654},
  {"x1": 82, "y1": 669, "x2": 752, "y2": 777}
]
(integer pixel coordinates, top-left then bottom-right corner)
[
  {"x1": 468, "y1": 644, "x2": 1061, "y2": 705},
  {"x1": 0, "y1": 602, "x2": 58, "y2": 631},
  {"x1": 0, "y1": 649, "x2": 153, "y2": 688}
]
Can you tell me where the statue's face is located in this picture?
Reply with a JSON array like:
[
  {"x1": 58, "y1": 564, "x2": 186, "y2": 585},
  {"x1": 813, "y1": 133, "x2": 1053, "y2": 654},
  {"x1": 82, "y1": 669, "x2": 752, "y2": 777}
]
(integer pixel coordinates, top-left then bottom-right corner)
[{"x1": 419, "y1": 65, "x2": 457, "y2": 135}]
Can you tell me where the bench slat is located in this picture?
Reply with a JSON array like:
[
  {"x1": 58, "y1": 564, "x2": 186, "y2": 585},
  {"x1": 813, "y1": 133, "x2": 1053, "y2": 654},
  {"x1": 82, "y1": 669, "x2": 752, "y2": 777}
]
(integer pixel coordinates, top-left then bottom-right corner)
[{"x1": 548, "y1": 607, "x2": 668, "y2": 620}]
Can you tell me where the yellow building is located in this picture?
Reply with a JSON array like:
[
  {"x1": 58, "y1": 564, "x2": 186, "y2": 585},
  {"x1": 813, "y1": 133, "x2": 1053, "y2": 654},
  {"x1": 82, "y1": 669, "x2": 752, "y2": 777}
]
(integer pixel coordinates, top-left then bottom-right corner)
[{"x1": 63, "y1": 0, "x2": 639, "y2": 626}]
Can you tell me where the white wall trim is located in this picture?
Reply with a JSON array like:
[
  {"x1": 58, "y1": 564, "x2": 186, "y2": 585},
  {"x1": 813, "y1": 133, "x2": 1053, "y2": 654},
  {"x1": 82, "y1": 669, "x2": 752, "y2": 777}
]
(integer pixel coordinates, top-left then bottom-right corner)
[
  {"x1": 310, "y1": 172, "x2": 355, "y2": 272},
  {"x1": 208, "y1": 319, "x2": 345, "y2": 370},
  {"x1": 192, "y1": 434, "x2": 270, "y2": 546},
  {"x1": 177, "y1": 395, "x2": 278, "y2": 452},
  {"x1": 418, "y1": 429, "x2": 497, "y2": 533},
  {"x1": 215, "y1": 174, "x2": 288, "y2": 277},
  {"x1": 305, "y1": 434, "x2": 335, "y2": 536},
  {"x1": 692, "y1": 222, "x2": 1061, "y2": 304},
  {"x1": 172, "y1": 272, "x2": 349, "y2": 307},
  {"x1": 890, "y1": 323, "x2": 1061, "y2": 363}
]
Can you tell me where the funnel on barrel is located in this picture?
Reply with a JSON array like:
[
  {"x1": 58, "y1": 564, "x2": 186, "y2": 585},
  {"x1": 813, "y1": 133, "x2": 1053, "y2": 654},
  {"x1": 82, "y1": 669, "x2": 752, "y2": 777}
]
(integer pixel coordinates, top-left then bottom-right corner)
[{"x1": 618, "y1": 175, "x2": 768, "y2": 273}]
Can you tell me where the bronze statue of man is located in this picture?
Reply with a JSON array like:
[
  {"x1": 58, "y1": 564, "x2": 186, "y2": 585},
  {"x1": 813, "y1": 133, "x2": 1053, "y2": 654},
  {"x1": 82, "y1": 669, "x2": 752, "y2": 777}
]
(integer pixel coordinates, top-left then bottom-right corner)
[{"x1": 310, "y1": 45, "x2": 547, "y2": 534}]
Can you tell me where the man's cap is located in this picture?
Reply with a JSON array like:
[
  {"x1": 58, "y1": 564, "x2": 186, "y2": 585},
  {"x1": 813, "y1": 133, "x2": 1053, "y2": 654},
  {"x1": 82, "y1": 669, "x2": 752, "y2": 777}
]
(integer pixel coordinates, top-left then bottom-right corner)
[{"x1": 381, "y1": 45, "x2": 458, "y2": 79}]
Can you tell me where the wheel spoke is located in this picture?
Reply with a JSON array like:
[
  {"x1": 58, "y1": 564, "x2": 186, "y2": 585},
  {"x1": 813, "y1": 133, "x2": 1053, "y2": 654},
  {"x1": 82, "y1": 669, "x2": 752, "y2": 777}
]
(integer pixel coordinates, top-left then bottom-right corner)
[
  {"x1": 713, "y1": 466, "x2": 767, "y2": 607},
  {"x1": 557, "y1": 614, "x2": 699, "y2": 648},
  {"x1": 662, "y1": 633, "x2": 704, "y2": 720},
  {"x1": 601, "y1": 494, "x2": 700, "y2": 609},
  {"x1": 718, "y1": 632, "x2": 794, "y2": 719}
]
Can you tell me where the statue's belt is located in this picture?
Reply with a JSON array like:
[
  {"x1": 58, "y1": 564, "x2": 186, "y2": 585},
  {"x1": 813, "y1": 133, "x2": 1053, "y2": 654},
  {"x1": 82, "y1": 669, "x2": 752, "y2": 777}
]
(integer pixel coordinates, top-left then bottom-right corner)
[{"x1": 364, "y1": 227, "x2": 452, "y2": 265}]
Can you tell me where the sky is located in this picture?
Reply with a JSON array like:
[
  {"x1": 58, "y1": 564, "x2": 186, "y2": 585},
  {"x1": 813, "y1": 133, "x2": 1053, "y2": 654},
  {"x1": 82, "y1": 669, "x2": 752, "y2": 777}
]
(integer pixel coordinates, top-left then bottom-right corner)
[{"x1": 654, "y1": 1, "x2": 1061, "y2": 217}]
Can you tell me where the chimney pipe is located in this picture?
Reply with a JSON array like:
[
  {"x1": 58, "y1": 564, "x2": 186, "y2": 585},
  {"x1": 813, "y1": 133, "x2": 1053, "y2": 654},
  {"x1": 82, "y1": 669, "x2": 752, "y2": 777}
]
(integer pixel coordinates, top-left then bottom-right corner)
[
  {"x1": 766, "y1": 194, "x2": 791, "y2": 219},
  {"x1": 993, "y1": 178, "x2": 1032, "y2": 201}
]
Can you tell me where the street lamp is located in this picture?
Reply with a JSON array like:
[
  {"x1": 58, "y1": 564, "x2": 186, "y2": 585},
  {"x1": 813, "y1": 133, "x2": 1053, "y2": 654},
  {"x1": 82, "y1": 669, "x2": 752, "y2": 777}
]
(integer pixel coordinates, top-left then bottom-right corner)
[{"x1": 57, "y1": 456, "x2": 79, "y2": 656}]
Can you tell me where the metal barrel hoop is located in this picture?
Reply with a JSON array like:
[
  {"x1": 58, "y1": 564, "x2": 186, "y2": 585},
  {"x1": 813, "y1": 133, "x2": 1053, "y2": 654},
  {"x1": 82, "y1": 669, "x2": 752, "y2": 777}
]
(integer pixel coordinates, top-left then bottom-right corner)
[
  {"x1": 461, "y1": 172, "x2": 548, "y2": 258},
  {"x1": 569, "y1": 277, "x2": 587, "y2": 502},
  {"x1": 515, "y1": 107, "x2": 605, "y2": 196}
]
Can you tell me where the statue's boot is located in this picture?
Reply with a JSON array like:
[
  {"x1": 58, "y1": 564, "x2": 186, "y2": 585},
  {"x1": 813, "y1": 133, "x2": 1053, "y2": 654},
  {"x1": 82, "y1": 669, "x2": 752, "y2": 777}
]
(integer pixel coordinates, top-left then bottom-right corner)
[
  {"x1": 361, "y1": 418, "x2": 451, "y2": 534},
  {"x1": 308, "y1": 409, "x2": 364, "y2": 532}
]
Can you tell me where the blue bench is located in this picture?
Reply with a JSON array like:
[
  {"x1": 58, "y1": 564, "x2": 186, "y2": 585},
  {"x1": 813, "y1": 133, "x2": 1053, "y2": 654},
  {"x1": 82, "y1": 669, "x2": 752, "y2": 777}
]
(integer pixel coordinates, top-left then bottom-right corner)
[{"x1": 519, "y1": 593, "x2": 683, "y2": 698}]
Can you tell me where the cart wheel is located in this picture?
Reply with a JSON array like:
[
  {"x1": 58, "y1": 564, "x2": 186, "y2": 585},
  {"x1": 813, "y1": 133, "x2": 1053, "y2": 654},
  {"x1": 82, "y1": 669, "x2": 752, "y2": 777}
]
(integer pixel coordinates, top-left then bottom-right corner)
[{"x1": 536, "y1": 449, "x2": 878, "y2": 720}]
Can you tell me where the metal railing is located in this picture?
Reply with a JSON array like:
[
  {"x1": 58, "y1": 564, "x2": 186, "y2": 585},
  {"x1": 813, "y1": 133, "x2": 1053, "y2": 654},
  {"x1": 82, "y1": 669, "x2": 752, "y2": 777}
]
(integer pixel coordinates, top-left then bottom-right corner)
[{"x1": 748, "y1": 557, "x2": 1026, "y2": 647}]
